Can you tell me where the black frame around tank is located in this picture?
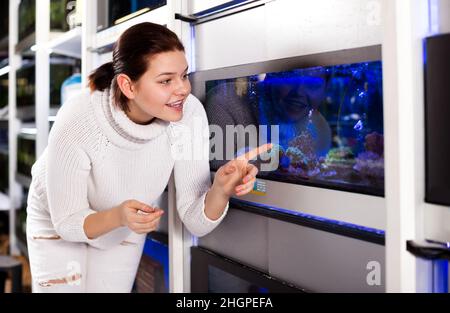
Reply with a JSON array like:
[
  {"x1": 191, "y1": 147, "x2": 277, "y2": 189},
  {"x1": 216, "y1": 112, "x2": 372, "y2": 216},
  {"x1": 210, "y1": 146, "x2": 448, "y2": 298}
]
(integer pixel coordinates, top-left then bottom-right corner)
[
  {"x1": 190, "y1": 45, "x2": 385, "y2": 197},
  {"x1": 191, "y1": 246, "x2": 307, "y2": 293}
]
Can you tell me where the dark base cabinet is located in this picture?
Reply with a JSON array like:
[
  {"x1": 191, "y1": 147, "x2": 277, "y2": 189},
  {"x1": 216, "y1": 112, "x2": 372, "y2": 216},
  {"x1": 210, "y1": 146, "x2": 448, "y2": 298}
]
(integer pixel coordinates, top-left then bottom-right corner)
[{"x1": 191, "y1": 247, "x2": 306, "y2": 293}]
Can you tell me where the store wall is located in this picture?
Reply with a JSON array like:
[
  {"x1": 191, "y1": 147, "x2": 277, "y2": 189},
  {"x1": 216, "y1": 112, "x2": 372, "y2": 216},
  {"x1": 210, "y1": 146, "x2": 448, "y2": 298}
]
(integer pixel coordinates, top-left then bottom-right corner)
[
  {"x1": 193, "y1": 0, "x2": 382, "y2": 71},
  {"x1": 193, "y1": 0, "x2": 385, "y2": 292},
  {"x1": 437, "y1": 0, "x2": 450, "y2": 33}
]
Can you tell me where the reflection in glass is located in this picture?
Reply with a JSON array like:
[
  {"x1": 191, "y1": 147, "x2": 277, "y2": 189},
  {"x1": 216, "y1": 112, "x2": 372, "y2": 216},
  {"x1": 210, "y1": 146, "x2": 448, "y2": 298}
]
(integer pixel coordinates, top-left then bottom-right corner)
[{"x1": 204, "y1": 61, "x2": 384, "y2": 196}]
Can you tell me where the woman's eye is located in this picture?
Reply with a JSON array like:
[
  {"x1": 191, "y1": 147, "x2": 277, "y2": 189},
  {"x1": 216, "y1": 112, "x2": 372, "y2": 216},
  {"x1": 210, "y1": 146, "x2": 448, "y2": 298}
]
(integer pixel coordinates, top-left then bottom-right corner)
[
  {"x1": 183, "y1": 73, "x2": 190, "y2": 80},
  {"x1": 160, "y1": 79, "x2": 171, "y2": 85}
]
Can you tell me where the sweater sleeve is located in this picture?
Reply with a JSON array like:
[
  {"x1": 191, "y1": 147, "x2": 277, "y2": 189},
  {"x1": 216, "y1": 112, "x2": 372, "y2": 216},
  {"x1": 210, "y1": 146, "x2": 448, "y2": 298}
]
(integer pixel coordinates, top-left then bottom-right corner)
[
  {"x1": 46, "y1": 101, "x2": 130, "y2": 249},
  {"x1": 172, "y1": 95, "x2": 229, "y2": 237}
]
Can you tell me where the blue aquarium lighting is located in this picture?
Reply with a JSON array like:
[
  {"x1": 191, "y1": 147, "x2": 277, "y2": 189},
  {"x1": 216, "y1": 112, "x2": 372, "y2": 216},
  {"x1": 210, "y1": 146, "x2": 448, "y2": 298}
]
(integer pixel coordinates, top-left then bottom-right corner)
[{"x1": 205, "y1": 61, "x2": 384, "y2": 197}]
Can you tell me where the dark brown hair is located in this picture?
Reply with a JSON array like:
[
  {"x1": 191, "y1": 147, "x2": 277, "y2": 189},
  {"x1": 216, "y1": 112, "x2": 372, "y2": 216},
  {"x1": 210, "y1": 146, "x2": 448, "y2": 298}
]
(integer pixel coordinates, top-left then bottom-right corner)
[{"x1": 88, "y1": 22, "x2": 185, "y2": 112}]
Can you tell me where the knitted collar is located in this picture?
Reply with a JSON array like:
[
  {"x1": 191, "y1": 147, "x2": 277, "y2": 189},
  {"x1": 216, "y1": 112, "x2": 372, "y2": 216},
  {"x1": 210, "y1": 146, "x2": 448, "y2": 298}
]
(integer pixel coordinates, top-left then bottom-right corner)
[{"x1": 91, "y1": 88, "x2": 170, "y2": 149}]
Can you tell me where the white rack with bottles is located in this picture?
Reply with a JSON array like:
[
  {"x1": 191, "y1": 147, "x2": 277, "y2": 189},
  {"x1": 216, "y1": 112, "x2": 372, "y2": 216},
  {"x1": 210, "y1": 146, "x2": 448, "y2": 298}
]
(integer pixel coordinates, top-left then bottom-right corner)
[
  {"x1": 6, "y1": 0, "x2": 195, "y2": 293},
  {"x1": 8, "y1": 0, "x2": 83, "y2": 256}
]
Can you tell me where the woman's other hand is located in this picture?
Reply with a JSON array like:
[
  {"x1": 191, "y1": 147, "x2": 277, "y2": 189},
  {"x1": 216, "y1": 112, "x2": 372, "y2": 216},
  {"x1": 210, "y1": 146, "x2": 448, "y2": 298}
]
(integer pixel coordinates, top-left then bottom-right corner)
[{"x1": 114, "y1": 200, "x2": 164, "y2": 234}]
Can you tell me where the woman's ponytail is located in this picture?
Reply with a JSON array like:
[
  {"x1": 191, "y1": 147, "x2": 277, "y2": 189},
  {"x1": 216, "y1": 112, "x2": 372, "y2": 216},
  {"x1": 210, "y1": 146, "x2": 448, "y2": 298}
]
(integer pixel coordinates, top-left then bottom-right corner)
[{"x1": 88, "y1": 62, "x2": 115, "y2": 92}]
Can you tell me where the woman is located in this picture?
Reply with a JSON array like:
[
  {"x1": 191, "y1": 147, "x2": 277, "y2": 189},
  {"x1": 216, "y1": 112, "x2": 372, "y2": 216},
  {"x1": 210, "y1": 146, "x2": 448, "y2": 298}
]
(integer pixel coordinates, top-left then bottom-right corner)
[{"x1": 26, "y1": 22, "x2": 271, "y2": 293}]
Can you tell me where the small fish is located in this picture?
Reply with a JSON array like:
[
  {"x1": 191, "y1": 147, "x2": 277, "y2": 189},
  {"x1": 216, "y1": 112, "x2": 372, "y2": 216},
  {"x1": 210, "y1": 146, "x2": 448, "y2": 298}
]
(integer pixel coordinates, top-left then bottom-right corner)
[{"x1": 354, "y1": 120, "x2": 363, "y2": 131}]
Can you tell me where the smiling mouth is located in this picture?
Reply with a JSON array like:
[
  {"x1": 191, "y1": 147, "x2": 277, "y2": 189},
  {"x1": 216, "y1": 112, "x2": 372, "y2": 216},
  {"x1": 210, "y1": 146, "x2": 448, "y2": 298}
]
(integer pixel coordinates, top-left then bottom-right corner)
[
  {"x1": 284, "y1": 99, "x2": 308, "y2": 110},
  {"x1": 166, "y1": 99, "x2": 184, "y2": 109}
]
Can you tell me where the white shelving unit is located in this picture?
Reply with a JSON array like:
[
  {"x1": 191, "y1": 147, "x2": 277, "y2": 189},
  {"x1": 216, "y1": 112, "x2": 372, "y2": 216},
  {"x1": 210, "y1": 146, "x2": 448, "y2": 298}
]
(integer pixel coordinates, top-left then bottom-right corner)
[
  {"x1": 8, "y1": 0, "x2": 21, "y2": 257},
  {"x1": 0, "y1": 191, "x2": 20, "y2": 211},
  {"x1": 8, "y1": 0, "x2": 83, "y2": 257},
  {"x1": 0, "y1": 192, "x2": 12, "y2": 211},
  {"x1": 48, "y1": 26, "x2": 82, "y2": 59},
  {"x1": 0, "y1": 63, "x2": 11, "y2": 210}
]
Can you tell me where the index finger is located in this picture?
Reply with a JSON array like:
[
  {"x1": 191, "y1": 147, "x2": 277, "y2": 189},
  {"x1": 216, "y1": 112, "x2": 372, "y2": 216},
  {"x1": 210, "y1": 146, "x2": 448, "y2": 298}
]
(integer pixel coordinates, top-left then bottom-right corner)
[{"x1": 237, "y1": 143, "x2": 273, "y2": 161}]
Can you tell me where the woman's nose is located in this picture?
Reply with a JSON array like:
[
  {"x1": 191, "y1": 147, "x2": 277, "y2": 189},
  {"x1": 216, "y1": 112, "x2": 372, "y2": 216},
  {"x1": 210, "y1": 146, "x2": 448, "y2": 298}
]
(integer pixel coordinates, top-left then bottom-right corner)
[{"x1": 175, "y1": 79, "x2": 190, "y2": 96}]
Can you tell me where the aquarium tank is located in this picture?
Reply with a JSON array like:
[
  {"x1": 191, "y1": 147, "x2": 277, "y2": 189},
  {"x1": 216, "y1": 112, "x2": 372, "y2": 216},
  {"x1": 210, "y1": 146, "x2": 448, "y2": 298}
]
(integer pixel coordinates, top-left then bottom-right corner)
[
  {"x1": 97, "y1": 0, "x2": 167, "y2": 31},
  {"x1": 0, "y1": 121, "x2": 7, "y2": 194},
  {"x1": 49, "y1": 57, "x2": 78, "y2": 107},
  {"x1": 50, "y1": 0, "x2": 71, "y2": 33},
  {"x1": 0, "y1": 1, "x2": 8, "y2": 41},
  {"x1": 204, "y1": 61, "x2": 384, "y2": 196},
  {"x1": 19, "y1": 0, "x2": 71, "y2": 42},
  {"x1": 0, "y1": 73, "x2": 7, "y2": 111},
  {"x1": 16, "y1": 57, "x2": 76, "y2": 113},
  {"x1": 17, "y1": 133, "x2": 36, "y2": 178},
  {"x1": 16, "y1": 61, "x2": 35, "y2": 110},
  {"x1": 0, "y1": 150, "x2": 8, "y2": 194},
  {"x1": 18, "y1": 0, "x2": 35, "y2": 42}
]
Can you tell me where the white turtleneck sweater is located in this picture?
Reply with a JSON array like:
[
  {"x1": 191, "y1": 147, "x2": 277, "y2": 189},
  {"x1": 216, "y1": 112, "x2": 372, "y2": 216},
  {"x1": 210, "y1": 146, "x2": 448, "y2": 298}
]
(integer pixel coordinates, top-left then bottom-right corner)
[{"x1": 26, "y1": 89, "x2": 229, "y2": 250}]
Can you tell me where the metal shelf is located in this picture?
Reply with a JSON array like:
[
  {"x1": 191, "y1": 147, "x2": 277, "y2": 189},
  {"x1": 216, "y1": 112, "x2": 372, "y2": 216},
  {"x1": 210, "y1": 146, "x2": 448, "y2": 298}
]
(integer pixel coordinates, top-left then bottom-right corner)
[
  {"x1": 92, "y1": 5, "x2": 169, "y2": 53},
  {"x1": 15, "y1": 31, "x2": 65, "y2": 56},
  {"x1": 15, "y1": 173, "x2": 32, "y2": 189},
  {"x1": 0, "y1": 192, "x2": 21, "y2": 211},
  {"x1": 16, "y1": 106, "x2": 35, "y2": 121},
  {"x1": 407, "y1": 240, "x2": 450, "y2": 261},
  {"x1": 15, "y1": 32, "x2": 35, "y2": 56},
  {"x1": 175, "y1": 0, "x2": 273, "y2": 26},
  {"x1": 0, "y1": 106, "x2": 8, "y2": 121},
  {"x1": 48, "y1": 27, "x2": 82, "y2": 59},
  {"x1": 49, "y1": 107, "x2": 59, "y2": 117},
  {"x1": 0, "y1": 62, "x2": 9, "y2": 77},
  {"x1": 0, "y1": 192, "x2": 11, "y2": 211}
]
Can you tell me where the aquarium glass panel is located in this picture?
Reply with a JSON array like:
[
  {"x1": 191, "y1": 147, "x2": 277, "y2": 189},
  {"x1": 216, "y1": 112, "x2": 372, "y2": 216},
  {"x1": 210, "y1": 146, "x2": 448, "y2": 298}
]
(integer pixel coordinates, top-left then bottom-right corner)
[
  {"x1": 208, "y1": 266, "x2": 269, "y2": 293},
  {"x1": 16, "y1": 58, "x2": 76, "y2": 110},
  {"x1": 0, "y1": 1, "x2": 8, "y2": 39},
  {"x1": 18, "y1": 0, "x2": 35, "y2": 42},
  {"x1": 16, "y1": 63, "x2": 35, "y2": 109},
  {"x1": 97, "y1": 0, "x2": 167, "y2": 32},
  {"x1": 205, "y1": 61, "x2": 384, "y2": 196},
  {"x1": 50, "y1": 0, "x2": 71, "y2": 32},
  {"x1": 0, "y1": 152, "x2": 8, "y2": 194},
  {"x1": 0, "y1": 74, "x2": 7, "y2": 110},
  {"x1": 17, "y1": 134, "x2": 36, "y2": 178},
  {"x1": 19, "y1": 0, "x2": 73, "y2": 42},
  {"x1": 50, "y1": 60, "x2": 77, "y2": 107}
]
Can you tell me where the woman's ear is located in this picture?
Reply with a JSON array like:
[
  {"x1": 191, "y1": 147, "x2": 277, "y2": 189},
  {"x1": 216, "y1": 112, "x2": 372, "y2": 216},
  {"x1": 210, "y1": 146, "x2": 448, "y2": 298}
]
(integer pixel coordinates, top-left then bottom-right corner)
[{"x1": 116, "y1": 74, "x2": 135, "y2": 100}]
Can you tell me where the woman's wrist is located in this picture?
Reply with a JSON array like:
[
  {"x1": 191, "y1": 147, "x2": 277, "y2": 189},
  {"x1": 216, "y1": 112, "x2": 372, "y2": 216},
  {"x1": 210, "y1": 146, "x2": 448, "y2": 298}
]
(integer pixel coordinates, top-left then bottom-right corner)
[
  {"x1": 211, "y1": 180, "x2": 230, "y2": 200},
  {"x1": 110, "y1": 206, "x2": 124, "y2": 228},
  {"x1": 84, "y1": 206, "x2": 123, "y2": 240},
  {"x1": 204, "y1": 184, "x2": 230, "y2": 221}
]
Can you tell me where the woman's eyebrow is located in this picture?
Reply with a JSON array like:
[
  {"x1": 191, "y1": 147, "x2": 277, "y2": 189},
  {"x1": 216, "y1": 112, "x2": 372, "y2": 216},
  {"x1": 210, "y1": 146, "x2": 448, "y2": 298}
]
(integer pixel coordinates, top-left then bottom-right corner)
[{"x1": 156, "y1": 66, "x2": 189, "y2": 78}]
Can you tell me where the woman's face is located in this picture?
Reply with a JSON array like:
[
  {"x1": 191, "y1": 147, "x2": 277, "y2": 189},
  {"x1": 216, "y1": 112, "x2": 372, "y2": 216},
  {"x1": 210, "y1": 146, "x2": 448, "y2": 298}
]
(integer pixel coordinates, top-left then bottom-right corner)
[
  {"x1": 270, "y1": 75, "x2": 326, "y2": 122},
  {"x1": 127, "y1": 50, "x2": 191, "y2": 124}
]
